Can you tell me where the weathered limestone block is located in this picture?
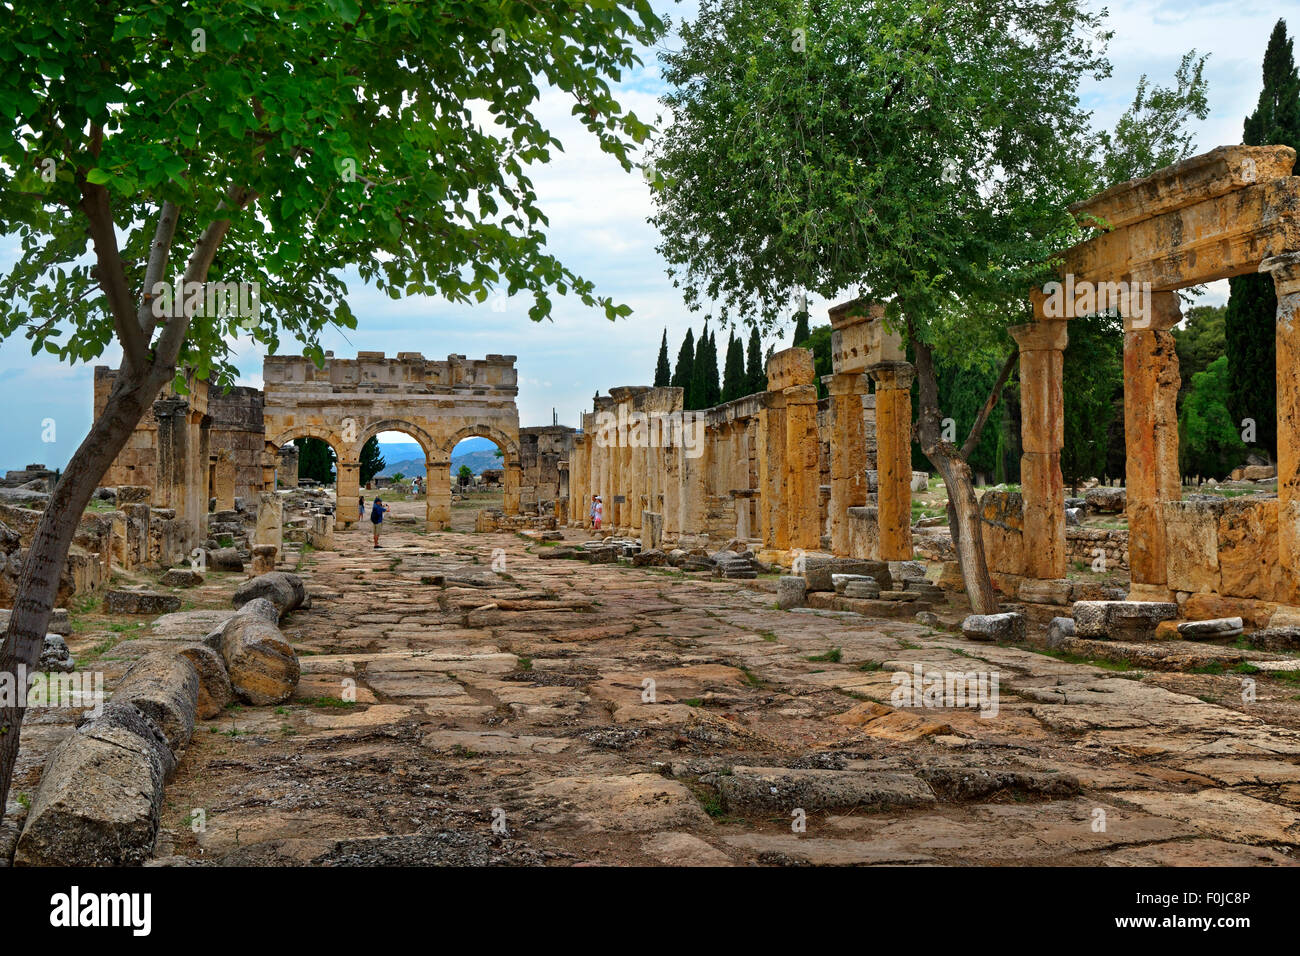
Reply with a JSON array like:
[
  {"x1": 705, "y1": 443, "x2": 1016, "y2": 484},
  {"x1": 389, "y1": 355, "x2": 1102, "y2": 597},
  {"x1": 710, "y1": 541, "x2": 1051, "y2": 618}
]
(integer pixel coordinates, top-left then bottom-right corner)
[
  {"x1": 232, "y1": 571, "x2": 306, "y2": 620},
  {"x1": 642, "y1": 510, "x2": 664, "y2": 552},
  {"x1": 1217, "y1": 498, "x2": 1284, "y2": 602},
  {"x1": 1073, "y1": 600, "x2": 1177, "y2": 640},
  {"x1": 1046, "y1": 616, "x2": 1075, "y2": 649},
  {"x1": 159, "y1": 567, "x2": 204, "y2": 587},
  {"x1": 207, "y1": 546, "x2": 244, "y2": 572},
  {"x1": 803, "y1": 556, "x2": 891, "y2": 592},
  {"x1": 846, "y1": 506, "x2": 880, "y2": 561},
  {"x1": 979, "y1": 490, "x2": 1025, "y2": 577},
  {"x1": 14, "y1": 702, "x2": 172, "y2": 866},
  {"x1": 713, "y1": 766, "x2": 934, "y2": 813},
  {"x1": 104, "y1": 589, "x2": 182, "y2": 615},
  {"x1": 1163, "y1": 499, "x2": 1222, "y2": 593},
  {"x1": 961, "y1": 612, "x2": 1026, "y2": 643},
  {"x1": 777, "y1": 576, "x2": 807, "y2": 610},
  {"x1": 253, "y1": 491, "x2": 283, "y2": 549},
  {"x1": 1017, "y1": 578, "x2": 1073, "y2": 605},
  {"x1": 111, "y1": 652, "x2": 201, "y2": 753},
  {"x1": 632, "y1": 548, "x2": 667, "y2": 567},
  {"x1": 1177, "y1": 617, "x2": 1244, "y2": 640},
  {"x1": 220, "y1": 615, "x2": 300, "y2": 705},
  {"x1": 39, "y1": 634, "x2": 75, "y2": 673}
]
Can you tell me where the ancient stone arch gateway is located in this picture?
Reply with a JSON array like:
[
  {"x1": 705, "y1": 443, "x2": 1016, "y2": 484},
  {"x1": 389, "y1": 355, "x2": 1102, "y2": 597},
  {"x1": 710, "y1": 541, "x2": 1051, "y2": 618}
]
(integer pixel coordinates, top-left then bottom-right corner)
[{"x1": 261, "y1": 351, "x2": 521, "y2": 528}]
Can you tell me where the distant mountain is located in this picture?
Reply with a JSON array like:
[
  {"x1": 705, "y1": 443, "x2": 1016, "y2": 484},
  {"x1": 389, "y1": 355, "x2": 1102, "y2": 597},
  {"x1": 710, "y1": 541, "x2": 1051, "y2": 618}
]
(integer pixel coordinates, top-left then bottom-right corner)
[{"x1": 376, "y1": 437, "x2": 502, "y2": 478}]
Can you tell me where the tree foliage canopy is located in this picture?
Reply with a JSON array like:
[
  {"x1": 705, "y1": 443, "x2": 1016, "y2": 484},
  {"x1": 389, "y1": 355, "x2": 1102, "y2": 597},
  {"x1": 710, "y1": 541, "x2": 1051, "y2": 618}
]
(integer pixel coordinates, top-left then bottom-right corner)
[{"x1": 0, "y1": 0, "x2": 665, "y2": 386}]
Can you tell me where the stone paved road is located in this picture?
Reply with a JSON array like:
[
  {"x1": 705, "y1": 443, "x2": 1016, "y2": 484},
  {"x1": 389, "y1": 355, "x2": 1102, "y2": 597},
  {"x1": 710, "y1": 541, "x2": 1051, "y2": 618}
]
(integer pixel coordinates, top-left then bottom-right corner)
[{"x1": 152, "y1": 512, "x2": 1300, "y2": 866}]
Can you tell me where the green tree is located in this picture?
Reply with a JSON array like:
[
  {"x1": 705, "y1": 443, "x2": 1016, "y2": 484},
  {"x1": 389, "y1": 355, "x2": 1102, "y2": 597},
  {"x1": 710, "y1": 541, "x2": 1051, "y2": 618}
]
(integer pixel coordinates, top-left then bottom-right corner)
[
  {"x1": 791, "y1": 307, "x2": 810, "y2": 349},
  {"x1": 1172, "y1": 304, "x2": 1227, "y2": 400},
  {"x1": 746, "y1": 326, "x2": 765, "y2": 393},
  {"x1": 1226, "y1": 19, "x2": 1299, "y2": 462},
  {"x1": 721, "y1": 329, "x2": 747, "y2": 402},
  {"x1": 690, "y1": 324, "x2": 721, "y2": 409},
  {"x1": 671, "y1": 327, "x2": 696, "y2": 399},
  {"x1": 457, "y1": 464, "x2": 473, "y2": 487},
  {"x1": 1179, "y1": 356, "x2": 1249, "y2": 479},
  {"x1": 650, "y1": 0, "x2": 1211, "y2": 612},
  {"x1": 654, "y1": 329, "x2": 672, "y2": 386},
  {"x1": 0, "y1": 0, "x2": 664, "y2": 816},
  {"x1": 360, "y1": 437, "x2": 386, "y2": 487},
  {"x1": 650, "y1": 0, "x2": 1117, "y2": 611},
  {"x1": 1060, "y1": 313, "x2": 1124, "y2": 493},
  {"x1": 294, "y1": 437, "x2": 336, "y2": 484}
]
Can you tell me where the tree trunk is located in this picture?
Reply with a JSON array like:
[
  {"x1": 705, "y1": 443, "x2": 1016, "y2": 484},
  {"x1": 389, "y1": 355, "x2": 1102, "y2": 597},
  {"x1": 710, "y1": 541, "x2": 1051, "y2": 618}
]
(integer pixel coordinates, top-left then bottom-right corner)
[
  {"x1": 911, "y1": 334, "x2": 1000, "y2": 615},
  {"x1": 0, "y1": 366, "x2": 167, "y2": 820}
]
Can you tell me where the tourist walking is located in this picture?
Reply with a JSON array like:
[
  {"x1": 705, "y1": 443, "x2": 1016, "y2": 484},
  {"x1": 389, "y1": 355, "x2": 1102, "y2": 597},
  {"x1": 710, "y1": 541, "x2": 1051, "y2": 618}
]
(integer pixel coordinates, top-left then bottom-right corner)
[
  {"x1": 370, "y1": 497, "x2": 389, "y2": 548},
  {"x1": 591, "y1": 494, "x2": 602, "y2": 531},
  {"x1": 358, "y1": 495, "x2": 365, "y2": 522}
]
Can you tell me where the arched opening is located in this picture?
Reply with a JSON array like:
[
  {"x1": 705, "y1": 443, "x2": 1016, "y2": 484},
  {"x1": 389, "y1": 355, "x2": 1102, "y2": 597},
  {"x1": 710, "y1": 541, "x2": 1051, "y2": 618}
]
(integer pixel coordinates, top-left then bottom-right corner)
[
  {"x1": 355, "y1": 425, "x2": 435, "y2": 530},
  {"x1": 448, "y1": 434, "x2": 505, "y2": 530}
]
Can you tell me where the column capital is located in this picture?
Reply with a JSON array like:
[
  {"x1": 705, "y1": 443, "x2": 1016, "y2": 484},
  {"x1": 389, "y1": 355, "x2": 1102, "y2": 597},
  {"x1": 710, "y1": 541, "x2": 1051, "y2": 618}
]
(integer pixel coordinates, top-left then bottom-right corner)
[
  {"x1": 1124, "y1": 290, "x2": 1181, "y2": 333},
  {"x1": 866, "y1": 360, "x2": 915, "y2": 391},
  {"x1": 784, "y1": 383, "x2": 819, "y2": 405},
  {"x1": 1009, "y1": 320, "x2": 1068, "y2": 352},
  {"x1": 825, "y1": 371, "x2": 869, "y2": 397},
  {"x1": 1262, "y1": 251, "x2": 1300, "y2": 296}
]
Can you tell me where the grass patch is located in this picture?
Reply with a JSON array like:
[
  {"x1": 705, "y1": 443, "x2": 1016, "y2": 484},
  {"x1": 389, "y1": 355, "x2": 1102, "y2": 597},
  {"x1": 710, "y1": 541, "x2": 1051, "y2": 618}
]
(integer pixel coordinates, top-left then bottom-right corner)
[
  {"x1": 805, "y1": 647, "x2": 842, "y2": 663},
  {"x1": 297, "y1": 696, "x2": 357, "y2": 709},
  {"x1": 858, "y1": 660, "x2": 883, "y2": 672}
]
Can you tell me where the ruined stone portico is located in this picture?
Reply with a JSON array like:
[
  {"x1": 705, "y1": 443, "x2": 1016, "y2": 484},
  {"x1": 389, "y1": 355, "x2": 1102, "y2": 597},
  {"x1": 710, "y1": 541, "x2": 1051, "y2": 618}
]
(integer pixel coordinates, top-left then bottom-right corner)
[
  {"x1": 261, "y1": 351, "x2": 521, "y2": 530},
  {"x1": 998, "y1": 144, "x2": 1300, "y2": 617},
  {"x1": 569, "y1": 302, "x2": 913, "y2": 565}
]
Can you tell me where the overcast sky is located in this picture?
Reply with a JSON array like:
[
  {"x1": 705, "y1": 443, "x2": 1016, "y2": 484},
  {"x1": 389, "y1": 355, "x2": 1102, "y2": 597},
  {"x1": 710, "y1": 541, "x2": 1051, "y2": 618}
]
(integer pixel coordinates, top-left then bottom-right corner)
[{"x1": 0, "y1": 0, "x2": 1289, "y2": 470}]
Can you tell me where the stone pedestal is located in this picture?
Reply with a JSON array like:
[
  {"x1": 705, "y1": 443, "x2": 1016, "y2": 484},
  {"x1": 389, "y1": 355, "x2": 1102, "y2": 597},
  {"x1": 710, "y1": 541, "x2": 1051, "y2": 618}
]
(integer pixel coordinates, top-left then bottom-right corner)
[
  {"x1": 1123, "y1": 292, "x2": 1182, "y2": 596},
  {"x1": 213, "y1": 456, "x2": 236, "y2": 512},
  {"x1": 1011, "y1": 312, "x2": 1068, "y2": 581},
  {"x1": 503, "y1": 460, "x2": 522, "y2": 516},
  {"x1": 309, "y1": 513, "x2": 335, "y2": 551},
  {"x1": 1263, "y1": 252, "x2": 1300, "y2": 604},
  {"x1": 642, "y1": 510, "x2": 664, "y2": 551},
  {"x1": 254, "y1": 492, "x2": 283, "y2": 551},
  {"x1": 867, "y1": 361, "x2": 915, "y2": 562}
]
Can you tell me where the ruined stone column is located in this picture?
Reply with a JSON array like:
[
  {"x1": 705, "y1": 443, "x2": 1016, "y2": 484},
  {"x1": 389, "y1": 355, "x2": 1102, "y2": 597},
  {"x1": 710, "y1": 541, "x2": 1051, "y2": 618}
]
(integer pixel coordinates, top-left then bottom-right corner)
[
  {"x1": 427, "y1": 460, "x2": 451, "y2": 528},
  {"x1": 784, "y1": 382, "x2": 822, "y2": 551},
  {"x1": 214, "y1": 454, "x2": 236, "y2": 512},
  {"x1": 277, "y1": 444, "x2": 300, "y2": 488},
  {"x1": 867, "y1": 361, "x2": 915, "y2": 562},
  {"x1": 1123, "y1": 292, "x2": 1182, "y2": 599},
  {"x1": 1010, "y1": 312, "x2": 1068, "y2": 581},
  {"x1": 336, "y1": 460, "x2": 360, "y2": 528},
  {"x1": 757, "y1": 389, "x2": 787, "y2": 549},
  {"x1": 826, "y1": 372, "x2": 870, "y2": 555},
  {"x1": 503, "y1": 459, "x2": 521, "y2": 515},
  {"x1": 1263, "y1": 251, "x2": 1300, "y2": 605}
]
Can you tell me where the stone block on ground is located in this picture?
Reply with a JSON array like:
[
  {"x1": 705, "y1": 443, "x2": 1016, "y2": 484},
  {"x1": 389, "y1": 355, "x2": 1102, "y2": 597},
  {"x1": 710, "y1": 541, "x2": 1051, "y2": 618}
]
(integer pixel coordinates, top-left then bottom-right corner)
[
  {"x1": 1085, "y1": 486, "x2": 1126, "y2": 513},
  {"x1": 1177, "y1": 617, "x2": 1244, "y2": 641},
  {"x1": 803, "y1": 556, "x2": 891, "y2": 592},
  {"x1": 1017, "y1": 578, "x2": 1073, "y2": 605},
  {"x1": 38, "y1": 634, "x2": 74, "y2": 673},
  {"x1": 104, "y1": 589, "x2": 182, "y2": 615},
  {"x1": 160, "y1": 568, "x2": 204, "y2": 588},
  {"x1": 711, "y1": 766, "x2": 935, "y2": 813},
  {"x1": 632, "y1": 548, "x2": 667, "y2": 567},
  {"x1": 208, "y1": 547, "x2": 244, "y2": 572},
  {"x1": 962, "y1": 612, "x2": 1026, "y2": 643},
  {"x1": 1072, "y1": 600, "x2": 1178, "y2": 640},
  {"x1": 1046, "y1": 617, "x2": 1075, "y2": 650},
  {"x1": 777, "y1": 576, "x2": 807, "y2": 610}
]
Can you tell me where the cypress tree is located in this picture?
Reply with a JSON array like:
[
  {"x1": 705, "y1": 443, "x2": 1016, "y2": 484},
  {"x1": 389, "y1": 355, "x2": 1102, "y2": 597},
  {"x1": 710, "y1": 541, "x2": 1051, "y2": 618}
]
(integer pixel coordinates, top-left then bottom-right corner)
[
  {"x1": 1226, "y1": 18, "x2": 1299, "y2": 460},
  {"x1": 671, "y1": 327, "x2": 695, "y2": 401},
  {"x1": 792, "y1": 306, "x2": 810, "y2": 347},
  {"x1": 689, "y1": 323, "x2": 711, "y2": 409},
  {"x1": 746, "y1": 326, "x2": 764, "y2": 393},
  {"x1": 654, "y1": 329, "x2": 672, "y2": 386},
  {"x1": 722, "y1": 329, "x2": 746, "y2": 401},
  {"x1": 703, "y1": 328, "x2": 722, "y2": 407}
]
